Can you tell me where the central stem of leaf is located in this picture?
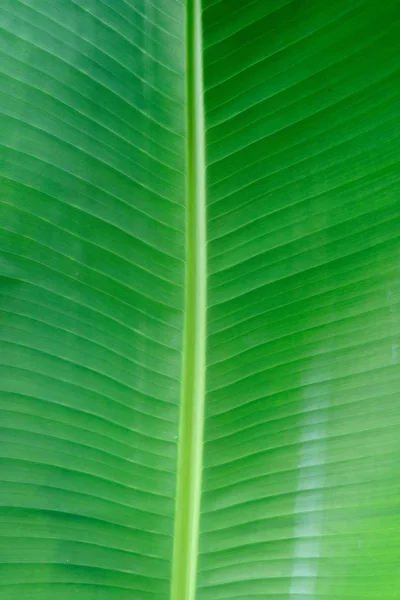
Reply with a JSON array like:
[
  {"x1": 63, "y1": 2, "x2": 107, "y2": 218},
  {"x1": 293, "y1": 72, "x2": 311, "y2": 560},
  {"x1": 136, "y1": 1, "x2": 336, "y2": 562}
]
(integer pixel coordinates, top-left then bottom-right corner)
[{"x1": 170, "y1": 0, "x2": 206, "y2": 598}]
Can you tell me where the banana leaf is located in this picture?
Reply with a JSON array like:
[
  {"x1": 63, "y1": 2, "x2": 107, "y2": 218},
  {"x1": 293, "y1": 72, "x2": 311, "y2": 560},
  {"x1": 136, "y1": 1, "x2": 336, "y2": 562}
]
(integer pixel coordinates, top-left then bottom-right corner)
[{"x1": 0, "y1": 0, "x2": 400, "y2": 599}]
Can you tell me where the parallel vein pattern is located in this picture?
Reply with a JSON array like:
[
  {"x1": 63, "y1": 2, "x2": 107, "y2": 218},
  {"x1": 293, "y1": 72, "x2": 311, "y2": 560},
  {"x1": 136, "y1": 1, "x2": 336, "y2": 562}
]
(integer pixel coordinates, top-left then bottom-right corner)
[
  {"x1": 199, "y1": 0, "x2": 400, "y2": 598},
  {"x1": 2, "y1": 1, "x2": 400, "y2": 599},
  {"x1": 0, "y1": 1, "x2": 185, "y2": 599}
]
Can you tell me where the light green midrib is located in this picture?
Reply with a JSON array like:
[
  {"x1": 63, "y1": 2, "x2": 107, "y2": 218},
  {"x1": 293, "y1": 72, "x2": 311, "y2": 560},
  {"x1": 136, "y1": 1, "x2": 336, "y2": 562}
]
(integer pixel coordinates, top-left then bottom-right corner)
[{"x1": 170, "y1": 0, "x2": 206, "y2": 599}]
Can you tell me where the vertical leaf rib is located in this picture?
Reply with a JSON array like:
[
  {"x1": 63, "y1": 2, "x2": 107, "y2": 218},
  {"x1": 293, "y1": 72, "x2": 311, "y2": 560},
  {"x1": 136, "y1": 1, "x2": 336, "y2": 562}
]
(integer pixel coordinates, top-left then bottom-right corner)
[{"x1": 170, "y1": 0, "x2": 206, "y2": 599}]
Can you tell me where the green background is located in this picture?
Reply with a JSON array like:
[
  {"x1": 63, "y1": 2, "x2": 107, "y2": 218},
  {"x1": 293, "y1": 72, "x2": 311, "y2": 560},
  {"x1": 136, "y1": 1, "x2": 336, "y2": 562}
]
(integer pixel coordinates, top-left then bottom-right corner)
[{"x1": 1, "y1": 1, "x2": 400, "y2": 598}]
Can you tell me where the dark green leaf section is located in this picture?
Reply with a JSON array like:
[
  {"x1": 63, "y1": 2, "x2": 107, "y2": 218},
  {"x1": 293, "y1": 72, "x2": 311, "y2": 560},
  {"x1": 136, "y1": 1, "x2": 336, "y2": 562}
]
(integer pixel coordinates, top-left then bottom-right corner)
[
  {"x1": 0, "y1": 1, "x2": 185, "y2": 599},
  {"x1": 199, "y1": 0, "x2": 400, "y2": 598}
]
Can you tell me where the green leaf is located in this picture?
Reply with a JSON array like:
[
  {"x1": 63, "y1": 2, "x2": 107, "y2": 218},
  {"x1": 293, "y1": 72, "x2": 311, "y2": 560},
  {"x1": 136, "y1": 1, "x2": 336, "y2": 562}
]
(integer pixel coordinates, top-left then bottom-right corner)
[{"x1": 1, "y1": 1, "x2": 400, "y2": 599}]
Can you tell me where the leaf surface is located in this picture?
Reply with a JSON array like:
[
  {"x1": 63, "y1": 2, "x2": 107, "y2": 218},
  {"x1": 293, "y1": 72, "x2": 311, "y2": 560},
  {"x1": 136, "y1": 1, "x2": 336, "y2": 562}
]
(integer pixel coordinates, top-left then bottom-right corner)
[{"x1": 1, "y1": 1, "x2": 400, "y2": 599}]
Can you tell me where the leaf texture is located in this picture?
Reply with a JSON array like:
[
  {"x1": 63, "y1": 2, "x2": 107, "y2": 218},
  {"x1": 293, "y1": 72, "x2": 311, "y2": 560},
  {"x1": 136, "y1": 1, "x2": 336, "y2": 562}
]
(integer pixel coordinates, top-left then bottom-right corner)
[
  {"x1": 0, "y1": 1, "x2": 185, "y2": 598},
  {"x1": 1, "y1": 1, "x2": 400, "y2": 599},
  {"x1": 199, "y1": 0, "x2": 400, "y2": 598}
]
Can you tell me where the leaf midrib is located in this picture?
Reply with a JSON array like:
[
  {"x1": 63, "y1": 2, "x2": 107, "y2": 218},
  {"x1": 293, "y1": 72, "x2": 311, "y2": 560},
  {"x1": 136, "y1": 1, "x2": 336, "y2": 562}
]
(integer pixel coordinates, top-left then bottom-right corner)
[{"x1": 170, "y1": 1, "x2": 207, "y2": 599}]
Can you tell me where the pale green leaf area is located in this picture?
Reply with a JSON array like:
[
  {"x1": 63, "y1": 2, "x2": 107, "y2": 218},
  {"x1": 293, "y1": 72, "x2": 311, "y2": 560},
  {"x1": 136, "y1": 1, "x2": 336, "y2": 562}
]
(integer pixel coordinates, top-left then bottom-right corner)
[{"x1": 0, "y1": 0, "x2": 400, "y2": 599}]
